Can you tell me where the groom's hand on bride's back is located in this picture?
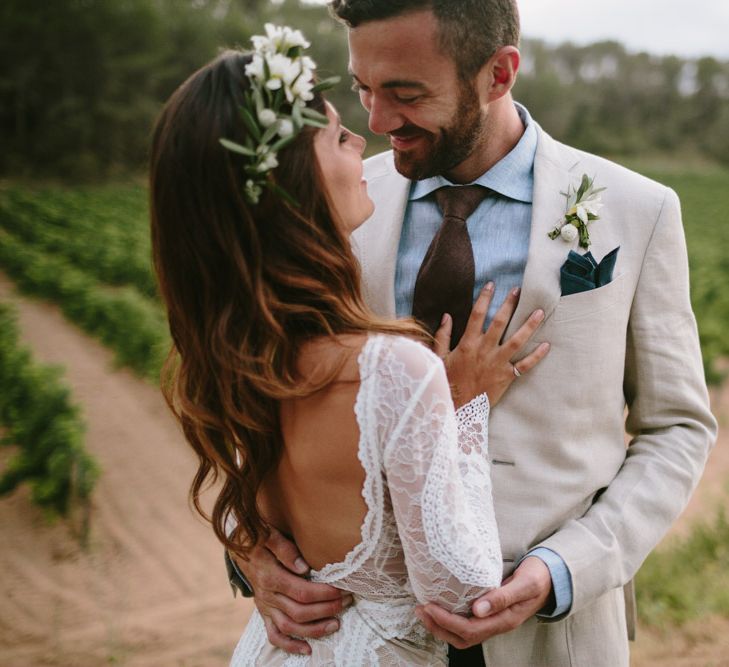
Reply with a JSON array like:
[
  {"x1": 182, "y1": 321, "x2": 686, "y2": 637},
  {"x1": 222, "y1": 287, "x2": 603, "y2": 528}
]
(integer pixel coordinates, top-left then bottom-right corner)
[{"x1": 232, "y1": 527, "x2": 352, "y2": 656}]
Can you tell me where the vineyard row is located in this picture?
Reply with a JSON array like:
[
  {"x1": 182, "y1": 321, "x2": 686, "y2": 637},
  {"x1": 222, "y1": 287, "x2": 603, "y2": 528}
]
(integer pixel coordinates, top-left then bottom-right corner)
[{"x1": 0, "y1": 303, "x2": 97, "y2": 516}]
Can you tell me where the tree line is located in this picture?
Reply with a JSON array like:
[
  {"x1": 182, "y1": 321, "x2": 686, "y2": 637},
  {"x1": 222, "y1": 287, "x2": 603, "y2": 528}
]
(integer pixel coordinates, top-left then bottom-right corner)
[{"x1": 1, "y1": 0, "x2": 728, "y2": 181}]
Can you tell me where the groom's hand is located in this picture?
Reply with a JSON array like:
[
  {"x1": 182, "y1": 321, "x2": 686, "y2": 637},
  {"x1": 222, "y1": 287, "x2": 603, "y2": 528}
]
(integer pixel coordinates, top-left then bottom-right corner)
[
  {"x1": 232, "y1": 527, "x2": 352, "y2": 656},
  {"x1": 415, "y1": 557, "x2": 552, "y2": 649}
]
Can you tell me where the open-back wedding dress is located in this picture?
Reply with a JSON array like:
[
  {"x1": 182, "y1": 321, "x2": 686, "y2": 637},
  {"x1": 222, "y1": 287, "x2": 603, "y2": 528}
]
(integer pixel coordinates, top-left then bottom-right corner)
[{"x1": 231, "y1": 334, "x2": 502, "y2": 666}]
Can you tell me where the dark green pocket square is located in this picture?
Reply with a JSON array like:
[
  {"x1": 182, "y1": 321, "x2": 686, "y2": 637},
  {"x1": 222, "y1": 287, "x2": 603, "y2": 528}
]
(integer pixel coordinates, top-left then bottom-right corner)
[{"x1": 560, "y1": 247, "x2": 619, "y2": 296}]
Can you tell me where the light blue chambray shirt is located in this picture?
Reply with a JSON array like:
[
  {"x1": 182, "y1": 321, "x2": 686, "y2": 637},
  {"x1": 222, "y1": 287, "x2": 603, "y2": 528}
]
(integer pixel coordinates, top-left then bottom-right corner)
[
  {"x1": 394, "y1": 104, "x2": 572, "y2": 618},
  {"x1": 395, "y1": 104, "x2": 533, "y2": 325}
]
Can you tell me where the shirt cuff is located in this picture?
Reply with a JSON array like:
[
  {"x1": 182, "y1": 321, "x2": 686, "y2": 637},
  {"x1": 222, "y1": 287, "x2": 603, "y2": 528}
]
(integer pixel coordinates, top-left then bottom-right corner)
[
  {"x1": 224, "y1": 550, "x2": 255, "y2": 598},
  {"x1": 524, "y1": 547, "x2": 573, "y2": 618}
]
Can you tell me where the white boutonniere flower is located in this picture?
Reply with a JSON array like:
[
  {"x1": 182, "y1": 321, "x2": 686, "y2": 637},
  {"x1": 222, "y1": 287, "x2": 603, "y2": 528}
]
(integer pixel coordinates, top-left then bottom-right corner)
[{"x1": 548, "y1": 174, "x2": 606, "y2": 248}]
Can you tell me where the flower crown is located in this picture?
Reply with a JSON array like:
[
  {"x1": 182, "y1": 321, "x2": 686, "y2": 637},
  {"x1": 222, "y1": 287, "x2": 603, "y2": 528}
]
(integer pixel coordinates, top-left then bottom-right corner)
[{"x1": 220, "y1": 24, "x2": 339, "y2": 205}]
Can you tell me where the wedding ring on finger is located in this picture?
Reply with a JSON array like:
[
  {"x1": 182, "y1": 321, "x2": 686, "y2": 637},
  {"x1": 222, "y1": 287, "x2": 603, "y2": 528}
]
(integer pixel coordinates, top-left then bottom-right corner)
[{"x1": 512, "y1": 364, "x2": 522, "y2": 378}]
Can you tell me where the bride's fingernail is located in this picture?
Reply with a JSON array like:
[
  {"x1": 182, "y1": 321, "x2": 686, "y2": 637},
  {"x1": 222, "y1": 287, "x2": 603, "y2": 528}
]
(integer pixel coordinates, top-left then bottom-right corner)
[
  {"x1": 484, "y1": 282, "x2": 494, "y2": 292},
  {"x1": 441, "y1": 313, "x2": 449, "y2": 326},
  {"x1": 294, "y1": 558, "x2": 309, "y2": 573},
  {"x1": 325, "y1": 621, "x2": 339, "y2": 634},
  {"x1": 512, "y1": 287, "x2": 521, "y2": 297},
  {"x1": 474, "y1": 600, "x2": 492, "y2": 616},
  {"x1": 342, "y1": 595, "x2": 354, "y2": 608}
]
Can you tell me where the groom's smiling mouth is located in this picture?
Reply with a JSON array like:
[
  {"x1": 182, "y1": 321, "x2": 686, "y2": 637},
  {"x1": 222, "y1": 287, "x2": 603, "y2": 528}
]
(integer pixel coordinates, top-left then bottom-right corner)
[{"x1": 388, "y1": 126, "x2": 428, "y2": 151}]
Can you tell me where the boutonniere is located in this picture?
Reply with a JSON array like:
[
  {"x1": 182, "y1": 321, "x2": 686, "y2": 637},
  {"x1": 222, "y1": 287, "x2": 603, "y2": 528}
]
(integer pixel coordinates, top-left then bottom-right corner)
[{"x1": 548, "y1": 174, "x2": 606, "y2": 248}]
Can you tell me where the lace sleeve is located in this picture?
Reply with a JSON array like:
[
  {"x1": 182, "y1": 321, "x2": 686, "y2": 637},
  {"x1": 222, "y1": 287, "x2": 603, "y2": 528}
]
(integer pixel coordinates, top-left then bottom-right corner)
[{"x1": 377, "y1": 337, "x2": 502, "y2": 615}]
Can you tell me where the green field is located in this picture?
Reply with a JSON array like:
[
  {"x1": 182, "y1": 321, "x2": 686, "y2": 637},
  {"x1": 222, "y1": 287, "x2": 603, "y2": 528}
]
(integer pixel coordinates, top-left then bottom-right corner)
[
  {"x1": 1, "y1": 163, "x2": 727, "y2": 382},
  {"x1": 636, "y1": 504, "x2": 729, "y2": 627},
  {"x1": 0, "y1": 185, "x2": 168, "y2": 381},
  {"x1": 0, "y1": 302, "x2": 97, "y2": 517},
  {"x1": 634, "y1": 164, "x2": 729, "y2": 383}
]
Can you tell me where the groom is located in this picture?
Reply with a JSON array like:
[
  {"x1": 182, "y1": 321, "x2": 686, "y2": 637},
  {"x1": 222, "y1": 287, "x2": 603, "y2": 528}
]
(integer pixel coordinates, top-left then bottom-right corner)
[{"x1": 229, "y1": 1, "x2": 717, "y2": 664}]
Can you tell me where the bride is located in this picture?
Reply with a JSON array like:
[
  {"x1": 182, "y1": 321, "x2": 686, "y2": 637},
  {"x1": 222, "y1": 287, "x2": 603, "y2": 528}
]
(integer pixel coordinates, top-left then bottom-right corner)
[{"x1": 149, "y1": 25, "x2": 549, "y2": 666}]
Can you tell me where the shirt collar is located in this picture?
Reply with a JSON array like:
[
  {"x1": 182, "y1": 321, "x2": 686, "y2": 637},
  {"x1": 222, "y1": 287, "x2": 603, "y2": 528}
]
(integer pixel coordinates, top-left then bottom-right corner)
[{"x1": 409, "y1": 102, "x2": 536, "y2": 204}]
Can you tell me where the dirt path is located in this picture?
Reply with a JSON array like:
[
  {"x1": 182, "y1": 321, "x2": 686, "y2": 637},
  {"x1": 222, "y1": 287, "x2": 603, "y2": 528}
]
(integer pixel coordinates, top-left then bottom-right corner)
[
  {"x1": 0, "y1": 271, "x2": 726, "y2": 666},
  {"x1": 630, "y1": 382, "x2": 728, "y2": 667},
  {"x1": 0, "y1": 274, "x2": 252, "y2": 667},
  {"x1": 632, "y1": 615, "x2": 729, "y2": 667}
]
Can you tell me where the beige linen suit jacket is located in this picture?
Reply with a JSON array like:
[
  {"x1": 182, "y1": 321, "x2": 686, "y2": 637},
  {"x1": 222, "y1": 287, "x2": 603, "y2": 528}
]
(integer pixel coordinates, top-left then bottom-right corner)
[{"x1": 352, "y1": 124, "x2": 717, "y2": 666}]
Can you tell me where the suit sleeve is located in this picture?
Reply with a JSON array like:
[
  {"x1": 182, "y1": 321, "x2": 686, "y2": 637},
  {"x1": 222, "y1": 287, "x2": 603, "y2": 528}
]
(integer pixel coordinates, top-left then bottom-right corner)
[{"x1": 537, "y1": 187, "x2": 717, "y2": 615}]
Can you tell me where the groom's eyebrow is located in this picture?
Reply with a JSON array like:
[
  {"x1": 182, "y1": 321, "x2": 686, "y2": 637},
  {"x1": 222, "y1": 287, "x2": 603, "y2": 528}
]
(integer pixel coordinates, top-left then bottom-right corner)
[
  {"x1": 382, "y1": 80, "x2": 426, "y2": 90},
  {"x1": 349, "y1": 71, "x2": 426, "y2": 90}
]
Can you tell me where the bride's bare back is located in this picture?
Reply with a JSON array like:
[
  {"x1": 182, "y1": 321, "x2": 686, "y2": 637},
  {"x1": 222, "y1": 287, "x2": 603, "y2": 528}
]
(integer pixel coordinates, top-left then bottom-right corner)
[
  {"x1": 258, "y1": 334, "x2": 370, "y2": 570},
  {"x1": 233, "y1": 333, "x2": 503, "y2": 665}
]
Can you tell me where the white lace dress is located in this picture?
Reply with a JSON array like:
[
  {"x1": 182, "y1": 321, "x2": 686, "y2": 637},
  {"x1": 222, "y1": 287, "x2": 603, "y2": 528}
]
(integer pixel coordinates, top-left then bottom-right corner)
[{"x1": 231, "y1": 334, "x2": 502, "y2": 666}]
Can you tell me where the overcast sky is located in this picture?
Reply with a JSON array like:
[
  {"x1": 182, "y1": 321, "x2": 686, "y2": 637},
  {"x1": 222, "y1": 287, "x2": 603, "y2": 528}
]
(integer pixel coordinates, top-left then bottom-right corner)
[
  {"x1": 517, "y1": 0, "x2": 729, "y2": 59},
  {"x1": 305, "y1": 0, "x2": 729, "y2": 59}
]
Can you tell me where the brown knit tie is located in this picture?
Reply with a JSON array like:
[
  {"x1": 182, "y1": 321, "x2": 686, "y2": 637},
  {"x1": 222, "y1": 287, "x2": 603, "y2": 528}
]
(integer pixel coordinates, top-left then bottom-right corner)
[{"x1": 412, "y1": 185, "x2": 489, "y2": 349}]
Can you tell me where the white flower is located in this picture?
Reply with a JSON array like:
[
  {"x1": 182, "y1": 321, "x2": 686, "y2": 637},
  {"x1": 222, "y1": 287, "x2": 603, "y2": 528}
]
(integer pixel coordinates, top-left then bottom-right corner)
[
  {"x1": 277, "y1": 118, "x2": 294, "y2": 137},
  {"x1": 560, "y1": 223, "x2": 579, "y2": 243},
  {"x1": 251, "y1": 24, "x2": 311, "y2": 56},
  {"x1": 251, "y1": 34, "x2": 273, "y2": 54},
  {"x1": 257, "y1": 153, "x2": 279, "y2": 173},
  {"x1": 244, "y1": 179, "x2": 263, "y2": 204},
  {"x1": 572, "y1": 195, "x2": 603, "y2": 224},
  {"x1": 263, "y1": 24, "x2": 286, "y2": 50},
  {"x1": 292, "y1": 29, "x2": 310, "y2": 49},
  {"x1": 583, "y1": 194, "x2": 604, "y2": 220},
  {"x1": 244, "y1": 55, "x2": 265, "y2": 82},
  {"x1": 289, "y1": 72, "x2": 315, "y2": 102},
  {"x1": 267, "y1": 23, "x2": 310, "y2": 51},
  {"x1": 281, "y1": 26, "x2": 310, "y2": 50},
  {"x1": 265, "y1": 53, "x2": 300, "y2": 92},
  {"x1": 257, "y1": 108, "x2": 277, "y2": 127}
]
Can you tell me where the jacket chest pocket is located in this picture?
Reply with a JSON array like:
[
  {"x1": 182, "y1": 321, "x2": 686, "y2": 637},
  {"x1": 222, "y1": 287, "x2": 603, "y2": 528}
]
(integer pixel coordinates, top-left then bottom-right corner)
[{"x1": 552, "y1": 272, "x2": 628, "y2": 323}]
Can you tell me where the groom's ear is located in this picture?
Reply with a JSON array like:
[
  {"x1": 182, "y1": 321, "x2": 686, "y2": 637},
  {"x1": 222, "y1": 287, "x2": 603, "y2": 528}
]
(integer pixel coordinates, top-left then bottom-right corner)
[{"x1": 480, "y1": 46, "x2": 520, "y2": 102}]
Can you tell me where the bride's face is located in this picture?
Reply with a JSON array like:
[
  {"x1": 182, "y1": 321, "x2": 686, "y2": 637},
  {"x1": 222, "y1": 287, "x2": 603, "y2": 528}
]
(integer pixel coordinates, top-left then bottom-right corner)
[{"x1": 313, "y1": 102, "x2": 374, "y2": 234}]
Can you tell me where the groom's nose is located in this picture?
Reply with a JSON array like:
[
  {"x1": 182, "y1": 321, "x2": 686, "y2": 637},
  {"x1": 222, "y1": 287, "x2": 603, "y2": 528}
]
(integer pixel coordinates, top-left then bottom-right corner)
[{"x1": 366, "y1": 94, "x2": 405, "y2": 136}]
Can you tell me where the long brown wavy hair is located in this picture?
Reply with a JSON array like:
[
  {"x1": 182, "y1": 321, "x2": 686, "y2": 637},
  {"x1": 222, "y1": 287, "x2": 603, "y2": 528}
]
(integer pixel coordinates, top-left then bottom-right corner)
[{"x1": 149, "y1": 50, "x2": 427, "y2": 557}]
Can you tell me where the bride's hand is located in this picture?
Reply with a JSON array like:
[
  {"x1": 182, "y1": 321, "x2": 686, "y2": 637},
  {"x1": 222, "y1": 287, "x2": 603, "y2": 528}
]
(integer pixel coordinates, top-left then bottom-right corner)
[{"x1": 433, "y1": 283, "x2": 550, "y2": 408}]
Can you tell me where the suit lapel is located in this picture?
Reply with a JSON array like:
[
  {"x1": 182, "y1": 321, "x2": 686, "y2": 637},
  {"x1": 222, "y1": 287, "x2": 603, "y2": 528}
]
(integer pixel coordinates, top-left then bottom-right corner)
[
  {"x1": 356, "y1": 153, "x2": 410, "y2": 318},
  {"x1": 504, "y1": 126, "x2": 582, "y2": 336}
]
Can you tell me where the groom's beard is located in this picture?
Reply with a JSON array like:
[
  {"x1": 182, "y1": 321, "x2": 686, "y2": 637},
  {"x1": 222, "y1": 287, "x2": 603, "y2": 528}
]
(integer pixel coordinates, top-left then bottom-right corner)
[{"x1": 390, "y1": 86, "x2": 486, "y2": 181}]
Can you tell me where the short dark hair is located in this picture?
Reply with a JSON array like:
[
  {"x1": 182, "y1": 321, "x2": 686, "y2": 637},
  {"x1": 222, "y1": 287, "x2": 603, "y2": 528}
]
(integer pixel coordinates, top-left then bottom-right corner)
[{"x1": 329, "y1": 0, "x2": 520, "y2": 80}]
